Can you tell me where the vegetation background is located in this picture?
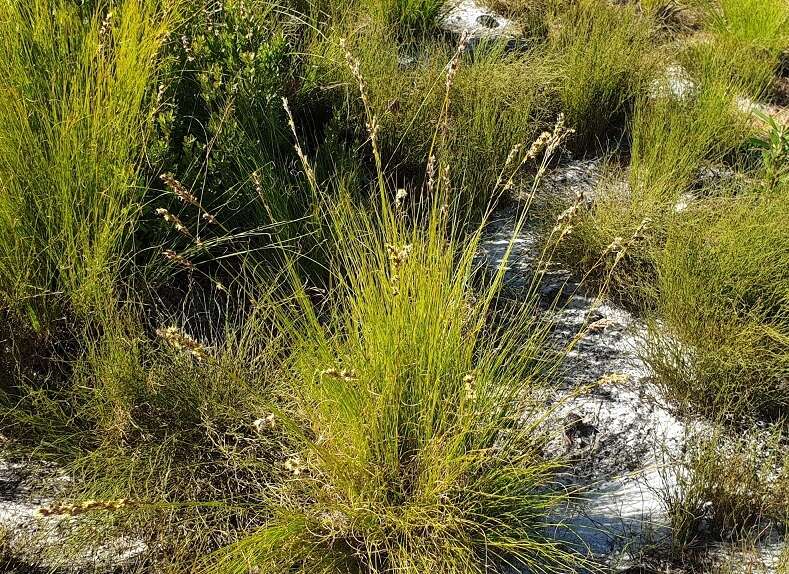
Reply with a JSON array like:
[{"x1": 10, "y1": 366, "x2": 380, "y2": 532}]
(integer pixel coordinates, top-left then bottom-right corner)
[{"x1": 0, "y1": 0, "x2": 786, "y2": 572}]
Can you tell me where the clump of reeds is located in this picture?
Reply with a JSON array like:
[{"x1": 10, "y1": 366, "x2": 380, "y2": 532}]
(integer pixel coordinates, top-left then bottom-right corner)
[
  {"x1": 0, "y1": 0, "x2": 176, "y2": 325},
  {"x1": 199, "y1": 34, "x2": 584, "y2": 574}
]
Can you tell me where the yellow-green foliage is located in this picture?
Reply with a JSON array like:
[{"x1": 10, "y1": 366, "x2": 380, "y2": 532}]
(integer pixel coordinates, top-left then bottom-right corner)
[
  {"x1": 0, "y1": 0, "x2": 175, "y2": 327},
  {"x1": 558, "y1": 72, "x2": 750, "y2": 298},
  {"x1": 646, "y1": 188, "x2": 789, "y2": 419},
  {"x1": 683, "y1": 0, "x2": 789, "y2": 98},
  {"x1": 547, "y1": 0, "x2": 655, "y2": 145},
  {"x1": 629, "y1": 82, "x2": 747, "y2": 201},
  {"x1": 205, "y1": 189, "x2": 579, "y2": 573},
  {"x1": 0, "y1": 0, "x2": 787, "y2": 571},
  {"x1": 664, "y1": 429, "x2": 789, "y2": 554}
]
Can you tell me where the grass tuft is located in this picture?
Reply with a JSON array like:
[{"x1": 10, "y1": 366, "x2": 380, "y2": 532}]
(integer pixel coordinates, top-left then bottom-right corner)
[{"x1": 0, "y1": 0, "x2": 176, "y2": 328}]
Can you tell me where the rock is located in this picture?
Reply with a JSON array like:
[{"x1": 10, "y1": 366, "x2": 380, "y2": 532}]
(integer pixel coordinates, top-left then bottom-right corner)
[
  {"x1": 477, "y1": 162, "x2": 787, "y2": 571},
  {"x1": 396, "y1": 53, "x2": 417, "y2": 68},
  {"x1": 531, "y1": 158, "x2": 604, "y2": 203},
  {"x1": 439, "y1": 0, "x2": 521, "y2": 48},
  {"x1": 673, "y1": 192, "x2": 693, "y2": 213},
  {"x1": 650, "y1": 63, "x2": 696, "y2": 100},
  {"x1": 0, "y1": 458, "x2": 146, "y2": 573}
]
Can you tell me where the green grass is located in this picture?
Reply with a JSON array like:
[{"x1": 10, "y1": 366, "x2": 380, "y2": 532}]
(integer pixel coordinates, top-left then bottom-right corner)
[
  {"x1": 780, "y1": 545, "x2": 789, "y2": 574},
  {"x1": 673, "y1": 0, "x2": 789, "y2": 101},
  {"x1": 309, "y1": 23, "x2": 559, "y2": 210},
  {"x1": 629, "y1": 79, "x2": 748, "y2": 200},
  {"x1": 553, "y1": 25, "x2": 787, "y2": 420},
  {"x1": 547, "y1": 0, "x2": 655, "y2": 148},
  {"x1": 389, "y1": 0, "x2": 446, "y2": 34},
  {"x1": 1, "y1": 0, "x2": 788, "y2": 570},
  {"x1": 706, "y1": 0, "x2": 789, "y2": 97},
  {"x1": 206, "y1": 190, "x2": 578, "y2": 573},
  {"x1": 644, "y1": 187, "x2": 789, "y2": 419},
  {"x1": 0, "y1": 24, "x2": 584, "y2": 571},
  {"x1": 1, "y1": 303, "x2": 292, "y2": 569},
  {"x1": 479, "y1": 0, "x2": 553, "y2": 38},
  {"x1": 193, "y1": 80, "x2": 582, "y2": 573},
  {"x1": 557, "y1": 68, "x2": 751, "y2": 301},
  {"x1": 0, "y1": 0, "x2": 176, "y2": 329}
]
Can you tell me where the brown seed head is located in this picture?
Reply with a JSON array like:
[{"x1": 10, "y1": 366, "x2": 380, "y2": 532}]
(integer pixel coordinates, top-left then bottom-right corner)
[{"x1": 156, "y1": 326, "x2": 209, "y2": 361}]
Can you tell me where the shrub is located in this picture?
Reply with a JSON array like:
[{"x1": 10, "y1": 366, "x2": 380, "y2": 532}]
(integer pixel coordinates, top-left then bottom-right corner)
[
  {"x1": 149, "y1": 0, "x2": 312, "y2": 232},
  {"x1": 749, "y1": 109, "x2": 789, "y2": 190}
]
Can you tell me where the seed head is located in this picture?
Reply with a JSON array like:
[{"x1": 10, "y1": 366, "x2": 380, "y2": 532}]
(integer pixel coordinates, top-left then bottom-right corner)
[
  {"x1": 162, "y1": 249, "x2": 194, "y2": 269},
  {"x1": 160, "y1": 173, "x2": 199, "y2": 206},
  {"x1": 587, "y1": 318, "x2": 614, "y2": 333},
  {"x1": 597, "y1": 372, "x2": 629, "y2": 385},
  {"x1": 321, "y1": 368, "x2": 358, "y2": 382},
  {"x1": 155, "y1": 208, "x2": 191, "y2": 238},
  {"x1": 604, "y1": 236, "x2": 625, "y2": 254},
  {"x1": 463, "y1": 373, "x2": 477, "y2": 401},
  {"x1": 39, "y1": 498, "x2": 140, "y2": 517},
  {"x1": 156, "y1": 326, "x2": 209, "y2": 361},
  {"x1": 395, "y1": 188, "x2": 408, "y2": 210},
  {"x1": 425, "y1": 155, "x2": 436, "y2": 194},
  {"x1": 386, "y1": 244, "x2": 412, "y2": 269},
  {"x1": 282, "y1": 97, "x2": 320, "y2": 193}
]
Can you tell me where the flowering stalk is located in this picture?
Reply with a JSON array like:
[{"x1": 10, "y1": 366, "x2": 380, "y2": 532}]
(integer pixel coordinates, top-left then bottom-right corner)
[
  {"x1": 39, "y1": 499, "x2": 141, "y2": 517},
  {"x1": 156, "y1": 325, "x2": 210, "y2": 361}
]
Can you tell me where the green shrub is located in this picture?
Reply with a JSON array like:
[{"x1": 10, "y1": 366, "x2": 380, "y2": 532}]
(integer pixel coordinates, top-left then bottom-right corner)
[
  {"x1": 150, "y1": 0, "x2": 312, "y2": 231},
  {"x1": 749, "y1": 109, "x2": 789, "y2": 190}
]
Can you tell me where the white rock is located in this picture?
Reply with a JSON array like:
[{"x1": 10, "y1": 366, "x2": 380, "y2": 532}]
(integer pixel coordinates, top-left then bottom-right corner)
[
  {"x1": 650, "y1": 63, "x2": 695, "y2": 100},
  {"x1": 439, "y1": 0, "x2": 521, "y2": 46}
]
